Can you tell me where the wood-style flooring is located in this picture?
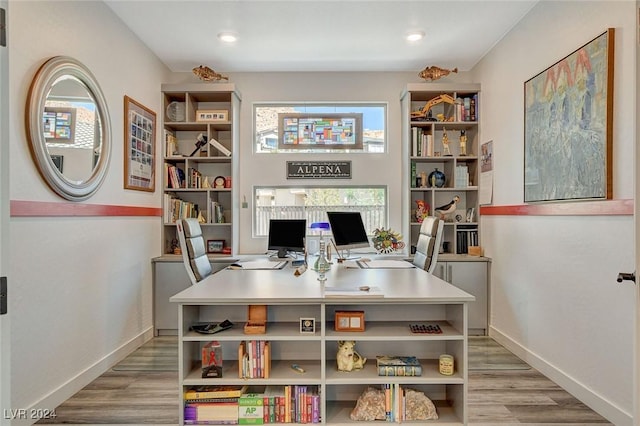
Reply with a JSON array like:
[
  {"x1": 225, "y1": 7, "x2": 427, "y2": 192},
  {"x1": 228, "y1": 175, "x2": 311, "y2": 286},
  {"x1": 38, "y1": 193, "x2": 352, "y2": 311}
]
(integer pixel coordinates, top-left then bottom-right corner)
[{"x1": 37, "y1": 336, "x2": 612, "y2": 425}]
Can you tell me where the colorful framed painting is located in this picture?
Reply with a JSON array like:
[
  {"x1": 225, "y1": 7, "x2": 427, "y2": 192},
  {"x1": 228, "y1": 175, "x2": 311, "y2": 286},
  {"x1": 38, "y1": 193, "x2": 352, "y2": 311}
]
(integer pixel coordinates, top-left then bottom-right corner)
[
  {"x1": 124, "y1": 96, "x2": 156, "y2": 192},
  {"x1": 524, "y1": 28, "x2": 614, "y2": 202},
  {"x1": 278, "y1": 113, "x2": 363, "y2": 150}
]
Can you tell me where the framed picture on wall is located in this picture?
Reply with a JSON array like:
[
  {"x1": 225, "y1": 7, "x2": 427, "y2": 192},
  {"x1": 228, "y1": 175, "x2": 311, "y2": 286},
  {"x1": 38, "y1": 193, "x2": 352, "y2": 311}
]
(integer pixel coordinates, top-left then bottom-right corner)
[
  {"x1": 124, "y1": 95, "x2": 156, "y2": 192},
  {"x1": 524, "y1": 28, "x2": 614, "y2": 203}
]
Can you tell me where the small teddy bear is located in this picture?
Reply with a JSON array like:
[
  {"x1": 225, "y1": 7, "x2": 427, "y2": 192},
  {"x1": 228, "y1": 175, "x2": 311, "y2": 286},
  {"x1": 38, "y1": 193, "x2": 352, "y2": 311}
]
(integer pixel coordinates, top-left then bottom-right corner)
[{"x1": 336, "y1": 340, "x2": 367, "y2": 372}]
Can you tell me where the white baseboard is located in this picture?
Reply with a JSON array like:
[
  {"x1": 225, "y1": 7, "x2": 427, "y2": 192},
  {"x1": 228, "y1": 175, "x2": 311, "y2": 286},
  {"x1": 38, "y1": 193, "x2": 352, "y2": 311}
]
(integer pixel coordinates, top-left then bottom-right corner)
[
  {"x1": 12, "y1": 327, "x2": 154, "y2": 426},
  {"x1": 489, "y1": 325, "x2": 632, "y2": 426}
]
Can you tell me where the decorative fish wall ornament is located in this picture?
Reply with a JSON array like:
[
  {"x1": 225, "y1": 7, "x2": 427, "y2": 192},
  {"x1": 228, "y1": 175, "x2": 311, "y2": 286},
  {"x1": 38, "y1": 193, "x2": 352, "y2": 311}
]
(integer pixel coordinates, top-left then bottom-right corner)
[
  {"x1": 418, "y1": 66, "x2": 458, "y2": 81},
  {"x1": 192, "y1": 65, "x2": 229, "y2": 82}
]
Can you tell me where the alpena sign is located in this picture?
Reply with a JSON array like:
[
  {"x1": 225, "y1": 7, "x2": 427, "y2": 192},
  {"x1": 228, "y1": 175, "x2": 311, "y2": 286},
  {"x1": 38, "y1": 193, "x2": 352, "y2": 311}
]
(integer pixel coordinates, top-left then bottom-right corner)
[{"x1": 286, "y1": 161, "x2": 352, "y2": 179}]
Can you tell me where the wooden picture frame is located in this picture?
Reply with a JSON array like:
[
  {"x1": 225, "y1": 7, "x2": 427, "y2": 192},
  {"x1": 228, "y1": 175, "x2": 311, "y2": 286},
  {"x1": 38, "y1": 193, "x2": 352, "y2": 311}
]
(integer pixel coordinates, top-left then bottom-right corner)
[
  {"x1": 124, "y1": 95, "x2": 156, "y2": 192},
  {"x1": 524, "y1": 28, "x2": 614, "y2": 203},
  {"x1": 207, "y1": 239, "x2": 225, "y2": 253},
  {"x1": 334, "y1": 311, "x2": 365, "y2": 332}
]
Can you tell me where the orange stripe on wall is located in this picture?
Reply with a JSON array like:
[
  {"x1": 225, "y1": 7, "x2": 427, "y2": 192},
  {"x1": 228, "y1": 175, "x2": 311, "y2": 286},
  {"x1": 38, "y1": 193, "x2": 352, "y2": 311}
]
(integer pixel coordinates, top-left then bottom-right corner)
[
  {"x1": 480, "y1": 199, "x2": 633, "y2": 216},
  {"x1": 10, "y1": 200, "x2": 162, "y2": 217}
]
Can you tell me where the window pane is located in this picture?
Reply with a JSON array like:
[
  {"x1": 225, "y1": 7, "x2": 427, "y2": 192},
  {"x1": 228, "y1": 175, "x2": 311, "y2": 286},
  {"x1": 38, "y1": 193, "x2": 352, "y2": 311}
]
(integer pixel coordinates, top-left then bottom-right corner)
[
  {"x1": 254, "y1": 103, "x2": 386, "y2": 153},
  {"x1": 254, "y1": 186, "x2": 387, "y2": 237}
]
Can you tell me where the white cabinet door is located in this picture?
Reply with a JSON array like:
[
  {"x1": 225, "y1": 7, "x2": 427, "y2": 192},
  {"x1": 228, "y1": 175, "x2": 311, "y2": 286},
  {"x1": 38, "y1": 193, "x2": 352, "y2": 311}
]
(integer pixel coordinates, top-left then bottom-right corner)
[{"x1": 435, "y1": 260, "x2": 488, "y2": 334}]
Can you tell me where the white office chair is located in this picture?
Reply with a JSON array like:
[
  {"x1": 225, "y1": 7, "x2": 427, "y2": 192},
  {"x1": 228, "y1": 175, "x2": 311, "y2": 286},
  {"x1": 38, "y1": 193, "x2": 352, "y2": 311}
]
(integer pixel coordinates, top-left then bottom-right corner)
[
  {"x1": 177, "y1": 218, "x2": 213, "y2": 285},
  {"x1": 412, "y1": 216, "x2": 444, "y2": 273}
]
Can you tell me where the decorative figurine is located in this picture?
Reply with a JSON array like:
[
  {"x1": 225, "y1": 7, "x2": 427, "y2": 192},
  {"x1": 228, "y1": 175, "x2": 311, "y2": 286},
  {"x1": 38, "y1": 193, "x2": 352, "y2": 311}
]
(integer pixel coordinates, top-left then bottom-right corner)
[
  {"x1": 428, "y1": 168, "x2": 446, "y2": 188},
  {"x1": 442, "y1": 127, "x2": 452, "y2": 156},
  {"x1": 336, "y1": 340, "x2": 367, "y2": 372},
  {"x1": 192, "y1": 65, "x2": 229, "y2": 82},
  {"x1": 372, "y1": 228, "x2": 405, "y2": 254},
  {"x1": 418, "y1": 66, "x2": 458, "y2": 82},
  {"x1": 411, "y1": 93, "x2": 456, "y2": 121},
  {"x1": 415, "y1": 200, "x2": 429, "y2": 223},
  {"x1": 435, "y1": 195, "x2": 460, "y2": 221},
  {"x1": 420, "y1": 171, "x2": 427, "y2": 188},
  {"x1": 459, "y1": 130, "x2": 468, "y2": 156}
]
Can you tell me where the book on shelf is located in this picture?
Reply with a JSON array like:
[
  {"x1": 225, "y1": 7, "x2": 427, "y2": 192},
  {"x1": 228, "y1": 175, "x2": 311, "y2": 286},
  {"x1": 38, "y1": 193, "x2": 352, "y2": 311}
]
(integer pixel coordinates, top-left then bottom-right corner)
[
  {"x1": 376, "y1": 355, "x2": 423, "y2": 376},
  {"x1": 184, "y1": 385, "x2": 248, "y2": 400},
  {"x1": 260, "y1": 385, "x2": 319, "y2": 424},
  {"x1": 184, "y1": 401, "x2": 239, "y2": 424},
  {"x1": 164, "y1": 129, "x2": 178, "y2": 156},
  {"x1": 210, "y1": 137, "x2": 232, "y2": 157},
  {"x1": 238, "y1": 393, "x2": 264, "y2": 425},
  {"x1": 238, "y1": 340, "x2": 270, "y2": 379}
]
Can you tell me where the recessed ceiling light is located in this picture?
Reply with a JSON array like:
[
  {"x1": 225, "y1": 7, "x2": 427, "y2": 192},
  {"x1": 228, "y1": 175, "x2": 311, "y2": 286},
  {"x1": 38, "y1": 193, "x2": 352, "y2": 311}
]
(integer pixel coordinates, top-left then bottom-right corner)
[
  {"x1": 218, "y1": 32, "x2": 238, "y2": 43},
  {"x1": 406, "y1": 31, "x2": 425, "y2": 42}
]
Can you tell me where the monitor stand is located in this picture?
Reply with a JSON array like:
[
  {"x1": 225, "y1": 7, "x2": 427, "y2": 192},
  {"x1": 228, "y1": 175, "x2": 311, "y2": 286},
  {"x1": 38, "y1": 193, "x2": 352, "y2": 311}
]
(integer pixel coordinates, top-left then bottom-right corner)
[{"x1": 277, "y1": 248, "x2": 289, "y2": 259}]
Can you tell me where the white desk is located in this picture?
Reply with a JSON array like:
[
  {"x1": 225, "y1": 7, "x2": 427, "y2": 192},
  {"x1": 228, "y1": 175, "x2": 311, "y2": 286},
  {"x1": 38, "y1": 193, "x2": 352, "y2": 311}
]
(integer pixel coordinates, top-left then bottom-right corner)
[{"x1": 170, "y1": 262, "x2": 474, "y2": 425}]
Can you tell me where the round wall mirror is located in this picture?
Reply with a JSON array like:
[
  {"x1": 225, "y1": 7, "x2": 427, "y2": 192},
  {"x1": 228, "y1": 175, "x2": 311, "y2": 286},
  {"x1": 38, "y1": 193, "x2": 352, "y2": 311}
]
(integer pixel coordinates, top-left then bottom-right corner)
[{"x1": 26, "y1": 56, "x2": 111, "y2": 201}]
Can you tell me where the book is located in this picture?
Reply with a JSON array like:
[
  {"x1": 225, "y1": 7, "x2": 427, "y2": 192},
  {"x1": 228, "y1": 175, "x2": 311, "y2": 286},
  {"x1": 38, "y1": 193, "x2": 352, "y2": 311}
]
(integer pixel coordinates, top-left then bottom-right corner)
[
  {"x1": 210, "y1": 137, "x2": 232, "y2": 156},
  {"x1": 376, "y1": 355, "x2": 422, "y2": 376},
  {"x1": 238, "y1": 393, "x2": 264, "y2": 425},
  {"x1": 185, "y1": 385, "x2": 248, "y2": 400},
  {"x1": 184, "y1": 401, "x2": 239, "y2": 424}
]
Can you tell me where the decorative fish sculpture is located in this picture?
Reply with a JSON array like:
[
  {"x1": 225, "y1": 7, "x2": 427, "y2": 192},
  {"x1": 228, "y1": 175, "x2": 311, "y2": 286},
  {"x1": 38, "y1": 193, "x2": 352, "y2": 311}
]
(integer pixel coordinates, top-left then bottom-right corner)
[
  {"x1": 192, "y1": 65, "x2": 228, "y2": 82},
  {"x1": 418, "y1": 66, "x2": 458, "y2": 81}
]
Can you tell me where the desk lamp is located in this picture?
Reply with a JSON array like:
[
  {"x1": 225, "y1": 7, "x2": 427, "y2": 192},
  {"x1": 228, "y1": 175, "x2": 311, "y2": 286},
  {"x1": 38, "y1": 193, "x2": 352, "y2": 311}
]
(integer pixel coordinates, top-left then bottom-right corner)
[{"x1": 310, "y1": 222, "x2": 331, "y2": 282}]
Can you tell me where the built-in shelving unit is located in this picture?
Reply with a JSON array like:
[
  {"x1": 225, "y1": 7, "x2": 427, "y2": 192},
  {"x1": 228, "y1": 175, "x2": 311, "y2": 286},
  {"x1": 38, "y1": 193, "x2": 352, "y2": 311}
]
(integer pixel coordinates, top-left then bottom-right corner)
[
  {"x1": 161, "y1": 83, "x2": 240, "y2": 256},
  {"x1": 171, "y1": 267, "x2": 472, "y2": 425},
  {"x1": 401, "y1": 83, "x2": 481, "y2": 256}
]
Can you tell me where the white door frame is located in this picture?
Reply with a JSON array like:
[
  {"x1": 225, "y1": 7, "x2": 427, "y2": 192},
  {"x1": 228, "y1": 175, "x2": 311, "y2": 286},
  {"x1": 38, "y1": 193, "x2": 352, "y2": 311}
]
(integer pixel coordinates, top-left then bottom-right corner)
[
  {"x1": 0, "y1": 1, "x2": 9, "y2": 425},
  {"x1": 635, "y1": 4, "x2": 640, "y2": 425}
]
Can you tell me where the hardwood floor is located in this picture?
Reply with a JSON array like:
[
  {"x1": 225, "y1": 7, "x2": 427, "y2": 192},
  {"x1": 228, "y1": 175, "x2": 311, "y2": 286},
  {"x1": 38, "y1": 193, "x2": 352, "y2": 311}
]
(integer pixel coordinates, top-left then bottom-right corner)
[{"x1": 38, "y1": 336, "x2": 612, "y2": 425}]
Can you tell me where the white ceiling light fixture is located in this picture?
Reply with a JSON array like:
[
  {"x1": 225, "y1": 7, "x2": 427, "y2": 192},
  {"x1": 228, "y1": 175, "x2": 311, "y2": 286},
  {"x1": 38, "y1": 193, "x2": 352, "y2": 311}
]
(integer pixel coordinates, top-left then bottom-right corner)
[
  {"x1": 218, "y1": 32, "x2": 238, "y2": 43},
  {"x1": 406, "y1": 31, "x2": 425, "y2": 42}
]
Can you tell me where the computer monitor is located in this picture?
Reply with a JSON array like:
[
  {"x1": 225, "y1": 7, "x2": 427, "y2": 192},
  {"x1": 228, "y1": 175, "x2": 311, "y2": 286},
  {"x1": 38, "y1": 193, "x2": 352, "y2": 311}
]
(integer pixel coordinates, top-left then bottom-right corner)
[
  {"x1": 326, "y1": 212, "x2": 370, "y2": 253},
  {"x1": 267, "y1": 219, "x2": 307, "y2": 258}
]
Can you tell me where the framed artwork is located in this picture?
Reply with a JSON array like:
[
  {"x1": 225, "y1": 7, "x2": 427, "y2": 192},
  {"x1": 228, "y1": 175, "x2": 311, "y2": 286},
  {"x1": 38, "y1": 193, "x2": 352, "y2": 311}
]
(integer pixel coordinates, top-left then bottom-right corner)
[
  {"x1": 524, "y1": 28, "x2": 614, "y2": 203},
  {"x1": 299, "y1": 318, "x2": 316, "y2": 334},
  {"x1": 207, "y1": 239, "x2": 225, "y2": 253},
  {"x1": 334, "y1": 311, "x2": 365, "y2": 332},
  {"x1": 43, "y1": 107, "x2": 75, "y2": 141},
  {"x1": 196, "y1": 109, "x2": 228, "y2": 122},
  {"x1": 124, "y1": 96, "x2": 156, "y2": 192},
  {"x1": 278, "y1": 113, "x2": 363, "y2": 150}
]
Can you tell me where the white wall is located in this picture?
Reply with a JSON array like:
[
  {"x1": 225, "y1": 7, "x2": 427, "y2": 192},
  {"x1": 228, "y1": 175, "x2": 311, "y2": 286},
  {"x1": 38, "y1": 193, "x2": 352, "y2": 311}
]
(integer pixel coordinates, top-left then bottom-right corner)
[
  {"x1": 473, "y1": 1, "x2": 636, "y2": 424},
  {"x1": 8, "y1": 1, "x2": 167, "y2": 421}
]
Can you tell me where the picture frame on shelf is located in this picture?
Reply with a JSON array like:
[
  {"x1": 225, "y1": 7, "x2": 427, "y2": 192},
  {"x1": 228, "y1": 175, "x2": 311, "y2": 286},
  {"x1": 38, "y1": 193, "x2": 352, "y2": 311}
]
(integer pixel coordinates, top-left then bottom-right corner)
[
  {"x1": 524, "y1": 28, "x2": 614, "y2": 203},
  {"x1": 334, "y1": 311, "x2": 365, "y2": 332},
  {"x1": 124, "y1": 95, "x2": 156, "y2": 192},
  {"x1": 207, "y1": 239, "x2": 225, "y2": 253},
  {"x1": 196, "y1": 109, "x2": 228, "y2": 122},
  {"x1": 300, "y1": 318, "x2": 316, "y2": 334}
]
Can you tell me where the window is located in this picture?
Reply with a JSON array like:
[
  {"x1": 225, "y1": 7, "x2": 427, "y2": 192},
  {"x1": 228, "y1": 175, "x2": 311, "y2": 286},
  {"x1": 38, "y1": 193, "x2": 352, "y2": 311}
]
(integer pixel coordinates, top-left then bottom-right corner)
[
  {"x1": 254, "y1": 103, "x2": 386, "y2": 153},
  {"x1": 254, "y1": 186, "x2": 387, "y2": 238}
]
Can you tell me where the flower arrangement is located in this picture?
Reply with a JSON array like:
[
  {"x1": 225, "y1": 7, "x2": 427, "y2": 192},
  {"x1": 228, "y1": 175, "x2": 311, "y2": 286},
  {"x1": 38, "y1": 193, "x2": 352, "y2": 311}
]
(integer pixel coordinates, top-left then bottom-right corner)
[{"x1": 372, "y1": 227, "x2": 405, "y2": 254}]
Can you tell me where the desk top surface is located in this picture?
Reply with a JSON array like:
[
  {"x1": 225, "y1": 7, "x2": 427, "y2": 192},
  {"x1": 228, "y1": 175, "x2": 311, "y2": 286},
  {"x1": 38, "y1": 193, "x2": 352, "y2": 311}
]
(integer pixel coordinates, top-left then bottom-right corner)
[{"x1": 170, "y1": 260, "x2": 475, "y2": 304}]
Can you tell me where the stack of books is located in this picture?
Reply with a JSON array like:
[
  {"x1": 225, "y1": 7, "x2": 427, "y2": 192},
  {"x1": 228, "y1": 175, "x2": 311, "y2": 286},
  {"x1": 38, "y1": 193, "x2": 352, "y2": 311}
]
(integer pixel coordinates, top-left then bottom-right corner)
[
  {"x1": 184, "y1": 385, "x2": 247, "y2": 425},
  {"x1": 376, "y1": 355, "x2": 422, "y2": 376},
  {"x1": 260, "y1": 385, "x2": 320, "y2": 424},
  {"x1": 238, "y1": 341, "x2": 270, "y2": 379}
]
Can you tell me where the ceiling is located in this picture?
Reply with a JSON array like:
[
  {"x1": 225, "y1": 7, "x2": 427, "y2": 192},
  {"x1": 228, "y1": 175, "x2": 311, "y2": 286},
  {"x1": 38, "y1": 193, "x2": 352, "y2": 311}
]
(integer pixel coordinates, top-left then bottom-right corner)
[{"x1": 105, "y1": 0, "x2": 538, "y2": 73}]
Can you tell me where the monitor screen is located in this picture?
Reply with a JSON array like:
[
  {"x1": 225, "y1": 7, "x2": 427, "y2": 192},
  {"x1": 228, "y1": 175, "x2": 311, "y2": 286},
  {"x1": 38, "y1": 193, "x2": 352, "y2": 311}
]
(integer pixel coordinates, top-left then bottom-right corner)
[
  {"x1": 327, "y1": 212, "x2": 370, "y2": 251},
  {"x1": 267, "y1": 219, "x2": 307, "y2": 258}
]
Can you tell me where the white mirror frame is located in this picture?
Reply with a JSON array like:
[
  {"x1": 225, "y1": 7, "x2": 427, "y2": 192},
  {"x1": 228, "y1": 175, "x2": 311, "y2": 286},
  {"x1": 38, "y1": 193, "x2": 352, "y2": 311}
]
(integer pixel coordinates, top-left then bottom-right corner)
[{"x1": 26, "y1": 56, "x2": 111, "y2": 201}]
